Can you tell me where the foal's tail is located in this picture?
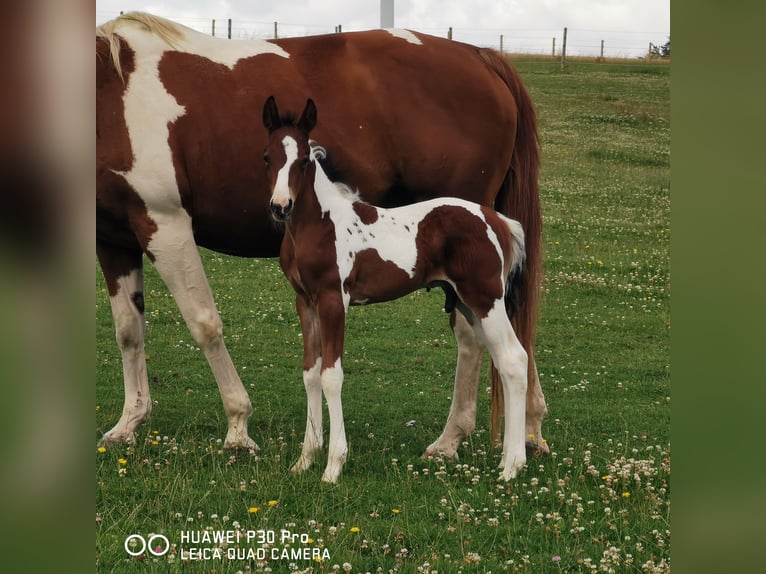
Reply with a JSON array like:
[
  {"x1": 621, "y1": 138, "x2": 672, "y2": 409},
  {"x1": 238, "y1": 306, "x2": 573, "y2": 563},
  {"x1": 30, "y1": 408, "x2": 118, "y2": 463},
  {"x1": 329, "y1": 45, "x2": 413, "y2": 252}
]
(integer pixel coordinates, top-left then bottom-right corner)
[
  {"x1": 479, "y1": 49, "x2": 543, "y2": 445},
  {"x1": 504, "y1": 219, "x2": 527, "y2": 321}
]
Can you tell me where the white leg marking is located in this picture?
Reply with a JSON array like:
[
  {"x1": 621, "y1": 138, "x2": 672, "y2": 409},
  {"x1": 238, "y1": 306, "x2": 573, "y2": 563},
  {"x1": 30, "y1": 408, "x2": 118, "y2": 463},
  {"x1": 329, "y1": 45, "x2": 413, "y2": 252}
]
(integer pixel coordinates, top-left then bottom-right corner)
[
  {"x1": 320, "y1": 358, "x2": 347, "y2": 483},
  {"x1": 148, "y1": 211, "x2": 256, "y2": 450},
  {"x1": 100, "y1": 268, "x2": 150, "y2": 445},
  {"x1": 475, "y1": 301, "x2": 528, "y2": 480},
  {"x1": 292, "y1": 357, "x2": 323, "y2": 473},
  {"x1": 424, "y1": 313, "x2": 483, "y2": 459}
]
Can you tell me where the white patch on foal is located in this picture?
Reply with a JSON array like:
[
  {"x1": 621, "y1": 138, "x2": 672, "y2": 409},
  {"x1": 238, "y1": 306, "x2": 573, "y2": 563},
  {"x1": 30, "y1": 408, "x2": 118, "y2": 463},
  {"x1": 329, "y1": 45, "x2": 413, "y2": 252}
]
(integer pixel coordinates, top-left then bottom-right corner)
[
  {"x1": 307, "y1": 159, "x2": 510, "y2": 309},
  {"x1": 273, "y1": 137, "x2": 300, "y2": 211}
]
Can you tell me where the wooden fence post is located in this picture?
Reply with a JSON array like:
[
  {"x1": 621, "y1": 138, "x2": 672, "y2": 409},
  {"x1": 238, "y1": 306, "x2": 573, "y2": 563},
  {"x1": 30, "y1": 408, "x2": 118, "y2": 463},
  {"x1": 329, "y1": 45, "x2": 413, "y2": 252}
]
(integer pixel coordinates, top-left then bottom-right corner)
[
  {"x1": 227, "y1": 18, "x2": 231, "y2": 39},
  {"x1": 500, "y1": 34, "x2": 504, "y2": 53},
  {"x1": 560, "y1": 27, "x2": 567, "y2": 71},
  {"x1": 600, "y1": 39, "x2": 604, "y2": 59},
  {"x1": 211, "y1": 19, "x2": 215, "y2": 37},
  {"x1": 274, "y1": 21, "x2": 278, "y2": 39},
  {"x1": 552, "y1": 37, "x2": 556, "y2": 57},
  {"x1": 448, "y1": 27, "x2": 452, "y2": 40}
]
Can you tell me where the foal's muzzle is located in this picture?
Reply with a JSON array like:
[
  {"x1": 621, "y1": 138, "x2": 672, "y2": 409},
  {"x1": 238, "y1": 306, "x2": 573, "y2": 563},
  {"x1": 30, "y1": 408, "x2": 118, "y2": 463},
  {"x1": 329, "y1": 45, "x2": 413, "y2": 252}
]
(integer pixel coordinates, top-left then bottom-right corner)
[{"x1": 270, "y1": 199, "x2": 293, "y2": 221}]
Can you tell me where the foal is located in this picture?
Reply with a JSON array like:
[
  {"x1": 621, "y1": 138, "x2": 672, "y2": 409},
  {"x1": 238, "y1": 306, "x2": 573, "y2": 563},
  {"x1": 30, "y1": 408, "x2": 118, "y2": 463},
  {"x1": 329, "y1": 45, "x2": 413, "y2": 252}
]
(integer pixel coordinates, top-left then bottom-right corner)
[{"x1": 262, "y1": 96, "x2": 529, "y2": 483}]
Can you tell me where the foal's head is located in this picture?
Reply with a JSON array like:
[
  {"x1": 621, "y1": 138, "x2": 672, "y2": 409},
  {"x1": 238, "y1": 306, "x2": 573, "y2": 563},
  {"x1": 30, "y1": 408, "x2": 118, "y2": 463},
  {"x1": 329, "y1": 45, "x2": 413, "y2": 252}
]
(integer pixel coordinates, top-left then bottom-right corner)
[{"x1": 262, "y1": 96, "x2": 317, "y2": 221}]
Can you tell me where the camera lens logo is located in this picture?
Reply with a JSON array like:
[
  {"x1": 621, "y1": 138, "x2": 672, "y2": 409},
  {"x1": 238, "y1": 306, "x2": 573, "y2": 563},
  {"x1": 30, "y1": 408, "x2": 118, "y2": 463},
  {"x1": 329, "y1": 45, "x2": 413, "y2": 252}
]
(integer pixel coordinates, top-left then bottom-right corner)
[{"x1": 124, "y1": 534, "x2": 170, "y2": 556}]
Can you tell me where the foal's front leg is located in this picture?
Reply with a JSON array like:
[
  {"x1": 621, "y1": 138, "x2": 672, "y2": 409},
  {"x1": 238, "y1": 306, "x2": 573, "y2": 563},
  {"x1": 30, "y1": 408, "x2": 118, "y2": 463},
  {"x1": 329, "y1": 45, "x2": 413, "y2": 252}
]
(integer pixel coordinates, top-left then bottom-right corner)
[
  {"x1": 292, "y1": 296, "x2": 323, "y2": 474},
  {"x1": 317, "y1": 293, "x2": 349, "y2": 483}
]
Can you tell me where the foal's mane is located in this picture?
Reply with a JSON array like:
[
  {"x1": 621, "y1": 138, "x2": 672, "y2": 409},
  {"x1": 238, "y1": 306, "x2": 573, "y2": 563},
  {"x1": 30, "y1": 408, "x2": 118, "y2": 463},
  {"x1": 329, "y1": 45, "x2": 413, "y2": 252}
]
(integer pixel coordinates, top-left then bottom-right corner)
[{"x1": 310, "y1": 143, "x2": 359, "y2": 201}]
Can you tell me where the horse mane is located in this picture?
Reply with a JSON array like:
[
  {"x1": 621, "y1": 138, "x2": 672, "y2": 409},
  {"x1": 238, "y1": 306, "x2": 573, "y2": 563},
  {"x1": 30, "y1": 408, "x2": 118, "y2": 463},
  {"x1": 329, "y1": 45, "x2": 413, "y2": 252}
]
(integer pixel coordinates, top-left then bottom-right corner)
[{"x1": 96, "y1": 12, "x2": 186, "y2": 80}]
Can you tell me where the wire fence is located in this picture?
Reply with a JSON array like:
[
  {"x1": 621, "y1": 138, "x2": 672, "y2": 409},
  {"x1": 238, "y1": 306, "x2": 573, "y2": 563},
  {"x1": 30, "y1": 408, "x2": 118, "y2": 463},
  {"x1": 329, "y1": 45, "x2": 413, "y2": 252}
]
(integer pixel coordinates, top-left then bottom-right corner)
[{"x1": 96, "y1": 11, "x2": 669, "y2": 60}]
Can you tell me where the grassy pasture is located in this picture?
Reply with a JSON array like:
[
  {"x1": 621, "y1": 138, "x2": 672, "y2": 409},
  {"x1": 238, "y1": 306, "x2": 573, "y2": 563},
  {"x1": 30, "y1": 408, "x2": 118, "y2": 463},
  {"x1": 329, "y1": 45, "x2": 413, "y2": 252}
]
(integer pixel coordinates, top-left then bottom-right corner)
[{"x1": 96, "y1": 58, "x2": 670, "y2": 573}]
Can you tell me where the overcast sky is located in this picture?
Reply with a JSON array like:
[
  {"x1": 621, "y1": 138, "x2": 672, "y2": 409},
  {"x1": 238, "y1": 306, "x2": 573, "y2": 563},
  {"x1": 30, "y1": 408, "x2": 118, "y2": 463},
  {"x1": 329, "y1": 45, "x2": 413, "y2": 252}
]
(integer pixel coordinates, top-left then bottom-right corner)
[{"x1": 95, "y1": 0, "x2": 670, "y2": 58}]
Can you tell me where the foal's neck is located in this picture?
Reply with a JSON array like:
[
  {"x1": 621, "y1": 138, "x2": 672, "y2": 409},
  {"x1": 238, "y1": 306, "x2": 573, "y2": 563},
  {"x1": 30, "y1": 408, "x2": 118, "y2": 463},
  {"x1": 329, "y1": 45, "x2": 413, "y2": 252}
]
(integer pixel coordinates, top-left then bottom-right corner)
[
  {"x1": 308, "y1": 160, "x2": 359, "y2": 216},
  {"x1": 287, "y1": 160, "x2": 352, "y2": 236}
]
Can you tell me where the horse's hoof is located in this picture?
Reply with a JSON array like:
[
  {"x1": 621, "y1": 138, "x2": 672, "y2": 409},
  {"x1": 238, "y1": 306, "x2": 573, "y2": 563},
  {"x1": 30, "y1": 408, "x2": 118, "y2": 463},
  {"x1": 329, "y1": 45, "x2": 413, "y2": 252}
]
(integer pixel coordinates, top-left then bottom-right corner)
[
  {"x1": 525, "y1": 440, "x2": 550, "y2": 458},
  {"x1": 423, "y1": 440, "x2": 460, "y2": 460},
  {"x1": 224, "y1": 437, "x2": 259, "y2": 451},
  {"x1": 97, "y1": 431, "x2": 135, "y2": 447}
]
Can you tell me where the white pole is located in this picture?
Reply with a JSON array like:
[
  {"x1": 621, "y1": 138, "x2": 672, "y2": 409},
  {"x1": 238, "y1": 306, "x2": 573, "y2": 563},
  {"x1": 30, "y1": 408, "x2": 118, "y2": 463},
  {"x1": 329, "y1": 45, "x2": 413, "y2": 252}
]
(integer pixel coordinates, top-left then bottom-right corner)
[{"x1": 380, "y1": 0, "x2": 394, "y2": 28}]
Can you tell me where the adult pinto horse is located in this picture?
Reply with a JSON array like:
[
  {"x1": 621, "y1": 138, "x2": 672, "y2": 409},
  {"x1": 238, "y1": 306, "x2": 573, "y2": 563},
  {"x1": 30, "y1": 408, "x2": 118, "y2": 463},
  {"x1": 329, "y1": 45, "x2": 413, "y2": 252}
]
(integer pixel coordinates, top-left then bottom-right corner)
[
  {"x1": 264, "y1": 96, "x2": 529, "y2": 482},
  {"x1": 96, "y1": 12, "x2": 548, "y2": 458}
]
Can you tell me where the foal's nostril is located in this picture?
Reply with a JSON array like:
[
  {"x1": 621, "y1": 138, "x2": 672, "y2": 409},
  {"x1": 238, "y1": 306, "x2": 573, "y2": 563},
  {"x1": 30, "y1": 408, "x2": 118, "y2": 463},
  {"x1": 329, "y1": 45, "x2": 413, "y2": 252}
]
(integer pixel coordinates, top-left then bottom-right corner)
[
  {"x1": 270, "y1": 202, "x2": 284, "y2": 220},
  {"x1": 271, "y1": 200, "x2": 294, "y2": 221}
]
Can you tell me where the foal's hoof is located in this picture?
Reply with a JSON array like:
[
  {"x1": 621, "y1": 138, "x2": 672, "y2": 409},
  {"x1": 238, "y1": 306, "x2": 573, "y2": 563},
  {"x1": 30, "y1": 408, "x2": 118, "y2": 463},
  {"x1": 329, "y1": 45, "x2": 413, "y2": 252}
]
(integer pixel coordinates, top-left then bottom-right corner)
[{"x1": 499, "y1": 461, "x2": 526, "y2": 481}]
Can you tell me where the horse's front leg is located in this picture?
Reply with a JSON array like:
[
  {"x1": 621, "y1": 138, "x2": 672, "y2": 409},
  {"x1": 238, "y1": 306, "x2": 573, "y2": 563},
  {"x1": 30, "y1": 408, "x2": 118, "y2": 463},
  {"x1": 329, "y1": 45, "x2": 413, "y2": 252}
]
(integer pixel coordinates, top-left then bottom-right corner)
[
  {"x1": 291, "y1": 295, "x2": 323, "y2": 473},
  {"x1": 97, "y1": 243, "x2": 151, "y2": 446},
  {"x1": 316, "y1": 293, "x2": 348, "y2": 483},
  {"x1": 148, "y1": 211, "x2": 255, "y2": 450}
]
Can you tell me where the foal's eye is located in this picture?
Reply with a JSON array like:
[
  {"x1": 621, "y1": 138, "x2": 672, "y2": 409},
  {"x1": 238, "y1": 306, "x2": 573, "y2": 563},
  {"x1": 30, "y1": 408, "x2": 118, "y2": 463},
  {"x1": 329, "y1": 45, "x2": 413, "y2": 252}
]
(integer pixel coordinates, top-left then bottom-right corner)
[{"x1": 263, "y1": 153, "x2": 270, "y2": 166}]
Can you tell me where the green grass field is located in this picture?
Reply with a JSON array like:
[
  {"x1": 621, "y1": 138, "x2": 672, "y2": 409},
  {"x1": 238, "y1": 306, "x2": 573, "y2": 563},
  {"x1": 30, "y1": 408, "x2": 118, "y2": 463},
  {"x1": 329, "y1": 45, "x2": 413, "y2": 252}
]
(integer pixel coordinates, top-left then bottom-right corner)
[{"x1": 97, "y1": 57, "x2": 670, "y2": 573}]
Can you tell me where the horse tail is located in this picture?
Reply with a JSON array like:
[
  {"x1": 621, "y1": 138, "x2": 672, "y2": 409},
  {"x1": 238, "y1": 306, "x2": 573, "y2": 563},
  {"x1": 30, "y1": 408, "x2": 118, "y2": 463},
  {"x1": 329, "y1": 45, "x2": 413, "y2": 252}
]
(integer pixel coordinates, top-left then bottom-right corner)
[{"x1": 479, "y1": 49, "x2": 542, "y2": 445}]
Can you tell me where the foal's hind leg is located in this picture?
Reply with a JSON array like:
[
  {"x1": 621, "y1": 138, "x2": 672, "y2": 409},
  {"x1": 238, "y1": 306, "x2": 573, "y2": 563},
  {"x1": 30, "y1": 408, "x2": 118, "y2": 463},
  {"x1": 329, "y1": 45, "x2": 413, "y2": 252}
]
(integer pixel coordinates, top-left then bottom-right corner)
[
  {"x1": 474, "y1": 302, "x2": 528, "y2": 480},
  {"x1": 148, "y1": 212, "x2": 256, "y2": 450},
  {"x1": 424, "y1": 312, "x2": 483, "y2": 459},
  {"x1": 97, "y1": 243, "x2": 151, "y2": 446}
]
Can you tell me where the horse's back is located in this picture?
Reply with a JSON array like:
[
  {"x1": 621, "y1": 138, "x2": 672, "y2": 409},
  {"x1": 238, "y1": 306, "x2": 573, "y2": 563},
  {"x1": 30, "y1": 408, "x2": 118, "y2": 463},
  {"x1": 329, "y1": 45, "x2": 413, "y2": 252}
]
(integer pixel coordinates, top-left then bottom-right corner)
[{"x1": 97, "y1": 15, "x2": 524, "y2": 254}]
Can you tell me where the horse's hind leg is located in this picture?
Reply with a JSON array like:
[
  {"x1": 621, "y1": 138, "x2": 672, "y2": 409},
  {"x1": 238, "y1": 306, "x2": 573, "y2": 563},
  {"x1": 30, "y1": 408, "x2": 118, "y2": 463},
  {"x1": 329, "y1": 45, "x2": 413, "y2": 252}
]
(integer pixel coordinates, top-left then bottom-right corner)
[
  {"x1": 424, "y1": 312, "x2": 483, "y2": 459},
  {"x1": 97, "y1": 243, "x2": 151, "y2": 446},
  {"x1": 148, "y1": 212, "x2": 256, "y2": 450},
  {"x1": 526, "y1": 361, "x2": 549, "y2": 456}
]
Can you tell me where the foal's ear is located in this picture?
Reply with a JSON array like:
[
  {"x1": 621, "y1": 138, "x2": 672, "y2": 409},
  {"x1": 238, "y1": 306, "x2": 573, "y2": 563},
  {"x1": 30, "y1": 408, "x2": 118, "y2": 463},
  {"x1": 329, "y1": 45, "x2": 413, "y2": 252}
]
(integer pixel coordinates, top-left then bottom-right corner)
[
  {"x1": 297, "y1": 98, "x2": 317, "y2": 134},
  {"x1": 263, "y1": 95, "x2": 280, "y2": 132}
]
